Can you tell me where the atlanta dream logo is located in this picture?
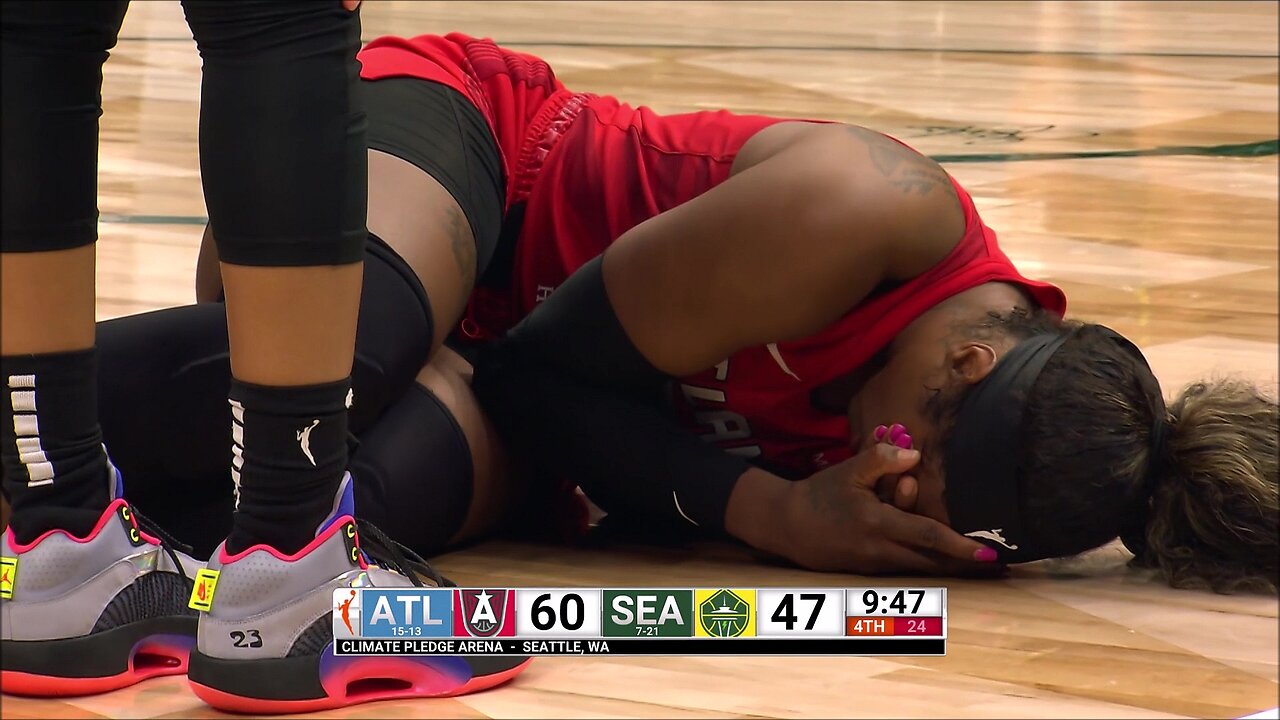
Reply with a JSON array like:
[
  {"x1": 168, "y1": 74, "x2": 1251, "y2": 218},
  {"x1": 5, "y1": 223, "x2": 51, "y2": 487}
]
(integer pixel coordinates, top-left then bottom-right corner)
[{"x1": 453, "y1": 589, "x2": 516, "y2": 637}]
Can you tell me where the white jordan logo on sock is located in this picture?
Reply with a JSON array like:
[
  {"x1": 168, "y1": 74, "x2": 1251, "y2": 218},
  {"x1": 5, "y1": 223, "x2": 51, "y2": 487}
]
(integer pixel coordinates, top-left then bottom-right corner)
[{"x1": 297, "y1": 419, "x2": 320, "y2": 466}]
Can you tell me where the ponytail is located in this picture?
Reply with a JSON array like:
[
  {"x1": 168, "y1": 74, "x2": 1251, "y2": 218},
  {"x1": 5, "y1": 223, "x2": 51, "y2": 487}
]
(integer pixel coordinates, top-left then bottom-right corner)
[{"x1": 1131, "y1": 379, "x2": 1278, "y2": 594}]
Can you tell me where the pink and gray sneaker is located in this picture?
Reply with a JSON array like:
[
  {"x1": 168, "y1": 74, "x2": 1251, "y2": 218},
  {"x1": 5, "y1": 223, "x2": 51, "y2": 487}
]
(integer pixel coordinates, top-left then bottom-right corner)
[
  {"x1": 186, "y1": 473, "x2": 530, "y2": 714},
  {"x1": 1, "y1": 463, "x2": 202, "y2": 697}
]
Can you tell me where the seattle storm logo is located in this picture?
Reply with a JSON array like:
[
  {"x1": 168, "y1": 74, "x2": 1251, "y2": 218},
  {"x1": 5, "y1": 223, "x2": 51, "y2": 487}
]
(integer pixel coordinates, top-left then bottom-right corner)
[{"x1": 699, "y1": 589, "x2": 750, "y2": 637}]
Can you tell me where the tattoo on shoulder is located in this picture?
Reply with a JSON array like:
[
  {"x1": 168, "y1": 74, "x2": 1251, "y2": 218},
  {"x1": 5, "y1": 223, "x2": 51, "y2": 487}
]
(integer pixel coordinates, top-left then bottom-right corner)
[
  {"x1": 447, "y1": 205, "x2": 476, "y2": 300},
  {"x1": 846, "y1": 125, "x2": 952, "y2": 197}
]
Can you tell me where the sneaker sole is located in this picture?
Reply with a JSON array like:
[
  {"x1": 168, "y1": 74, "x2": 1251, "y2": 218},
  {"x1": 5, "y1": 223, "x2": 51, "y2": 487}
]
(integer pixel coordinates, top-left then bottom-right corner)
[
  {"x1": 188, "y1": 646, "x2": 531, "y2": 714},
  {"x1": 1, "y1": 616, "x2": 197, "y2": 697}
]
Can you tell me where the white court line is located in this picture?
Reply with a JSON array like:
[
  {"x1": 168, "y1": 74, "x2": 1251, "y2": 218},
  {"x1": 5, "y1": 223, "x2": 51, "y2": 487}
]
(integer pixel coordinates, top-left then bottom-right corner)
[{"x1": 1238, "y1": 709, "x2": 1279, "y2": 720}]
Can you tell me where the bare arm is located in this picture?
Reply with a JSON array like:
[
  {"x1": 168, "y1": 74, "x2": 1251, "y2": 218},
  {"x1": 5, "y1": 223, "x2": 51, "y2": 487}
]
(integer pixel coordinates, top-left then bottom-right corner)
[{"x1": 605, "y1": 122, "x2": 964, "y2": 375}]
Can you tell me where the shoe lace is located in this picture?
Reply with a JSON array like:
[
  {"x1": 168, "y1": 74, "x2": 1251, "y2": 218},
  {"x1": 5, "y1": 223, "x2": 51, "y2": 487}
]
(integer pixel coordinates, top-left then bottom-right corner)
[
  {"x1": 116, "y1": 509, "x2": 449, "y2": 590},
  {"x1": 132, "y1": 509, "x2": 193, "y2": 584},
  {"x1": 354, "y1": 518, "x2": 453, "y2": 588}
]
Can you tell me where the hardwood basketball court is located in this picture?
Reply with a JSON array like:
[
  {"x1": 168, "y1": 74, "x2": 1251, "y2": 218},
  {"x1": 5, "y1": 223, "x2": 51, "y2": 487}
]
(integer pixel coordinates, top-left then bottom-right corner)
[{"x1": 3, "y1": 2, "x2": 1277, "y2": 718}]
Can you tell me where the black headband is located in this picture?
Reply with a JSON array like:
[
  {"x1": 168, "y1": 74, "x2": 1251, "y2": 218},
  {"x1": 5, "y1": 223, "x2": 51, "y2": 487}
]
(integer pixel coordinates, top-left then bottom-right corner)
[
  {"x1": 944, "y1": 326, "x2": 1166, "y2": 563},
  {"x1": 943, "y1": 331, "x2": 1073, "y2": 563}
]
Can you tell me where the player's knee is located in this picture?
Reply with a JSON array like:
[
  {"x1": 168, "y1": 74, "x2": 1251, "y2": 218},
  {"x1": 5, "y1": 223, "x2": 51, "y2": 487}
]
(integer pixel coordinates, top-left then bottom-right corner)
[
  {"x1": 349, "y1": 380, "x2": 475, "y2": 557},
  {"x1": 415, "y1": 352, "x2": 511, "y2": 542},
  {"x1": 415, "y1": 352, "x2": 503, "y2": 492}
]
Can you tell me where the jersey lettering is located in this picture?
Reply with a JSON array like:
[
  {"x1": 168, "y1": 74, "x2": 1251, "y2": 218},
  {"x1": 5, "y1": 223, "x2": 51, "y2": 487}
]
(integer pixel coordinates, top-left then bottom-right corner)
[
  {"x1": 713, "y1": 360, "x2": 728, "y2": 382},
  {"x1": 679, "y1": 359, "x2": 762, "y2": 459},
  {"x1": 681, "y1": 385, "x2": 725, "y2": 404},
  {"x1": 693, "y1": 410, "x2": 751, "y2": 442}
]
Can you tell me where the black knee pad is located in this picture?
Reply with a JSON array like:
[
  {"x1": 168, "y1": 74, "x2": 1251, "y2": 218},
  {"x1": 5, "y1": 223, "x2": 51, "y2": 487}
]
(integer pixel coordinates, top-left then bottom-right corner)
[
  {"x1": 347, "y1": 235, "x2": 434, "y2": 431},
  {"x1": 348, "y1": 384, "x2": 473, "y2": 558}
]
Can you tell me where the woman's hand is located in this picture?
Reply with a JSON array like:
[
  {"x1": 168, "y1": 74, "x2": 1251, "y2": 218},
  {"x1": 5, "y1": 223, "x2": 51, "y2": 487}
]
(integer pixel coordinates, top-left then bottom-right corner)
[{"x1": 777, "y1": 444, "x2": 1001, "y2": 575}]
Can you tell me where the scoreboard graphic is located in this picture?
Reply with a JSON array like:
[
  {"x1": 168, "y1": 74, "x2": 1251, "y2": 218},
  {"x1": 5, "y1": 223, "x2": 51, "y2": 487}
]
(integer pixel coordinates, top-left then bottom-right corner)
[{"x1": 332, "y1": 587, "x2": 946, "y2": 657}]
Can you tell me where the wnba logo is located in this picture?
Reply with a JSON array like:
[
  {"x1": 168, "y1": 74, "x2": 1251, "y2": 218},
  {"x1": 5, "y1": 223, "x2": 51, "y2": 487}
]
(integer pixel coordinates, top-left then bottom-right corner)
[
  {"x1": 332, "y1": 589, "x2": 361, "y2": 639},
  {"x1": 337, "y1": 589, "x2": 455, "y2": 639}
]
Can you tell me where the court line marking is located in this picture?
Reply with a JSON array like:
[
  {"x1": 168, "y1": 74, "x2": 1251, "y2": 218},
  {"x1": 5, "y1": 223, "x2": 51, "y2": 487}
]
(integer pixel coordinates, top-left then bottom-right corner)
[
  {"x1": 114, "y1": 36, "x2": 1280, "y2": 59},
  {"x1": 97, "y1": 138, "x2": 1279, "y2": 228},
  {"x1": 935, "y1": 139, "x2": 1279, "y2": 164}
]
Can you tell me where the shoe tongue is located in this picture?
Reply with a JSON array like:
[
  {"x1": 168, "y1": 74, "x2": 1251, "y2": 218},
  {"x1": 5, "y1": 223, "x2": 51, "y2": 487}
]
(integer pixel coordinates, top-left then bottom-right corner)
[
  {"x1": 107, "y1": 457, "x2": 124, "y2": 501},
  {"x1": 315, "y1": 472, "x2": 356, "y2": 538}
]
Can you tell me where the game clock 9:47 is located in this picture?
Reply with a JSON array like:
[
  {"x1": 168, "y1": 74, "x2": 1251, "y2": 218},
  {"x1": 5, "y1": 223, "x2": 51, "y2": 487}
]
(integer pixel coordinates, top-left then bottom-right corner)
[{"x1": 846, "y1": 588, "x2": 945, "y2": 617}]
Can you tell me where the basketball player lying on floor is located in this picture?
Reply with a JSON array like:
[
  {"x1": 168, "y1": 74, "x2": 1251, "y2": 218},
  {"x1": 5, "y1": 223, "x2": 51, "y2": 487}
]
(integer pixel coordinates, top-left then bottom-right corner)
[{"x1": 96, "y1": 33, "x2": 1278, "y2": 592}]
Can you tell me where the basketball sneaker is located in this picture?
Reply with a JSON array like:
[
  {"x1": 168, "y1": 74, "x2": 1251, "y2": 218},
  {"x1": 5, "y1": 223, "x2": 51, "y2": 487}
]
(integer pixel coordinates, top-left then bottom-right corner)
[
  {"x1": 1, "y1": 462, "x2": 202, "y2": 696},
  {"x1": 187, "y1": 473, "x2": 530, "y2": 714}
]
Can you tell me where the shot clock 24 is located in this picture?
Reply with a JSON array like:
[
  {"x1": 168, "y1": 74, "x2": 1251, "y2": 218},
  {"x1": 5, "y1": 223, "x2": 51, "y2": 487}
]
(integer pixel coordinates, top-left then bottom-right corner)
[{"x1": 845, "y1": 587, "x2": 947, "y2": 637}]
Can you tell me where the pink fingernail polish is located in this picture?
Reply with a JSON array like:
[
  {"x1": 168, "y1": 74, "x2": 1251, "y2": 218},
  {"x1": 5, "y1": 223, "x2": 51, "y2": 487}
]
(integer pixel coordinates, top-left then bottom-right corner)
[
  {"x1": 887, "y1": 424, "x2": 905, "y2": 442},
  {"x1": 975, "y1": 547, "x2": 998, "y2": 563},
  {"x1": 894, "y1": 433, "x2": 913, "y2": 449},
  {"x1": 873, "y1": 425, "x2": 888, "y2": 441}
]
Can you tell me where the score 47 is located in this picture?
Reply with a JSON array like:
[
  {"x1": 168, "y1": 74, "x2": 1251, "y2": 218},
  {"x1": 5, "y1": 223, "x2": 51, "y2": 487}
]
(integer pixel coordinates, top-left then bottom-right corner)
[
  {"x1": 770, "y1": 593, "x2": 827, "y2": 631},
  {"x1": 756, "y1": 589, "x2": 845, "y2": 636}
]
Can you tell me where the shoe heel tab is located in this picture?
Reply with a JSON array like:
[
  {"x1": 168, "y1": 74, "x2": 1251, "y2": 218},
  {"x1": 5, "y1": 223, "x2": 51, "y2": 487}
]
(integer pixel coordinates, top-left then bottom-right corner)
[
  {"x1": 218, "y1": 515, "x2": 358, "y2": 565},
  {"x1": 6, "y1": 499, "x2": 132, "y2": 553}
]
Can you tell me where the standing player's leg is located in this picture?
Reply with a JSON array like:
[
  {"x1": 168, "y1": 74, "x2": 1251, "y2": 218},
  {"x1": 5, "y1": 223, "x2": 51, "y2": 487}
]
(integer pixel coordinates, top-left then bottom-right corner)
[
  {"x1": 181, "y1": 0, "x2": 367, "y2": 558},
  {"x1": 92, "y1": 231, "x2": 444, "y2": 560},
  {"x1": 89, "y1": 258, "x2": 529, "y2": 706},
  {"x1": 180, "y1": 0, "x2": 378, "y2": 707},
  {"x1": 177, "y1": 2, "x2": 378, "y2": 711},
  {"x1": 1, "y1": 0, "x2": 126, "y2": 543},
  {"x1": 181, "y1": 74, "x2": 513, "y2": 559},
  {"x1": 170, "y1": 6, "x2": 524, "y2": 699},
  {"x1": 0, "y1": 1, "x2": 202, "y2": 697}
]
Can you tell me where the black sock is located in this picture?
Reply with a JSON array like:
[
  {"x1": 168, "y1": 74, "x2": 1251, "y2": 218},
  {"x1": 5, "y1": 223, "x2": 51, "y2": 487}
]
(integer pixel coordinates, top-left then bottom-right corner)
[
  {"x1": 1, "y1": 349, "x2": 111, "y2": 544},
  {"x1": 224, "y1": 377, "x2": 351, "y2": 555}
]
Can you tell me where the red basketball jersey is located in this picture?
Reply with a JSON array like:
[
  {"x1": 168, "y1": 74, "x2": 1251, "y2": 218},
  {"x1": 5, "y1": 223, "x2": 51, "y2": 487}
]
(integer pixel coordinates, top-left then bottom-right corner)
[{"x1": 359, "y1": 34, "x2": 1067, "y2": 479}]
